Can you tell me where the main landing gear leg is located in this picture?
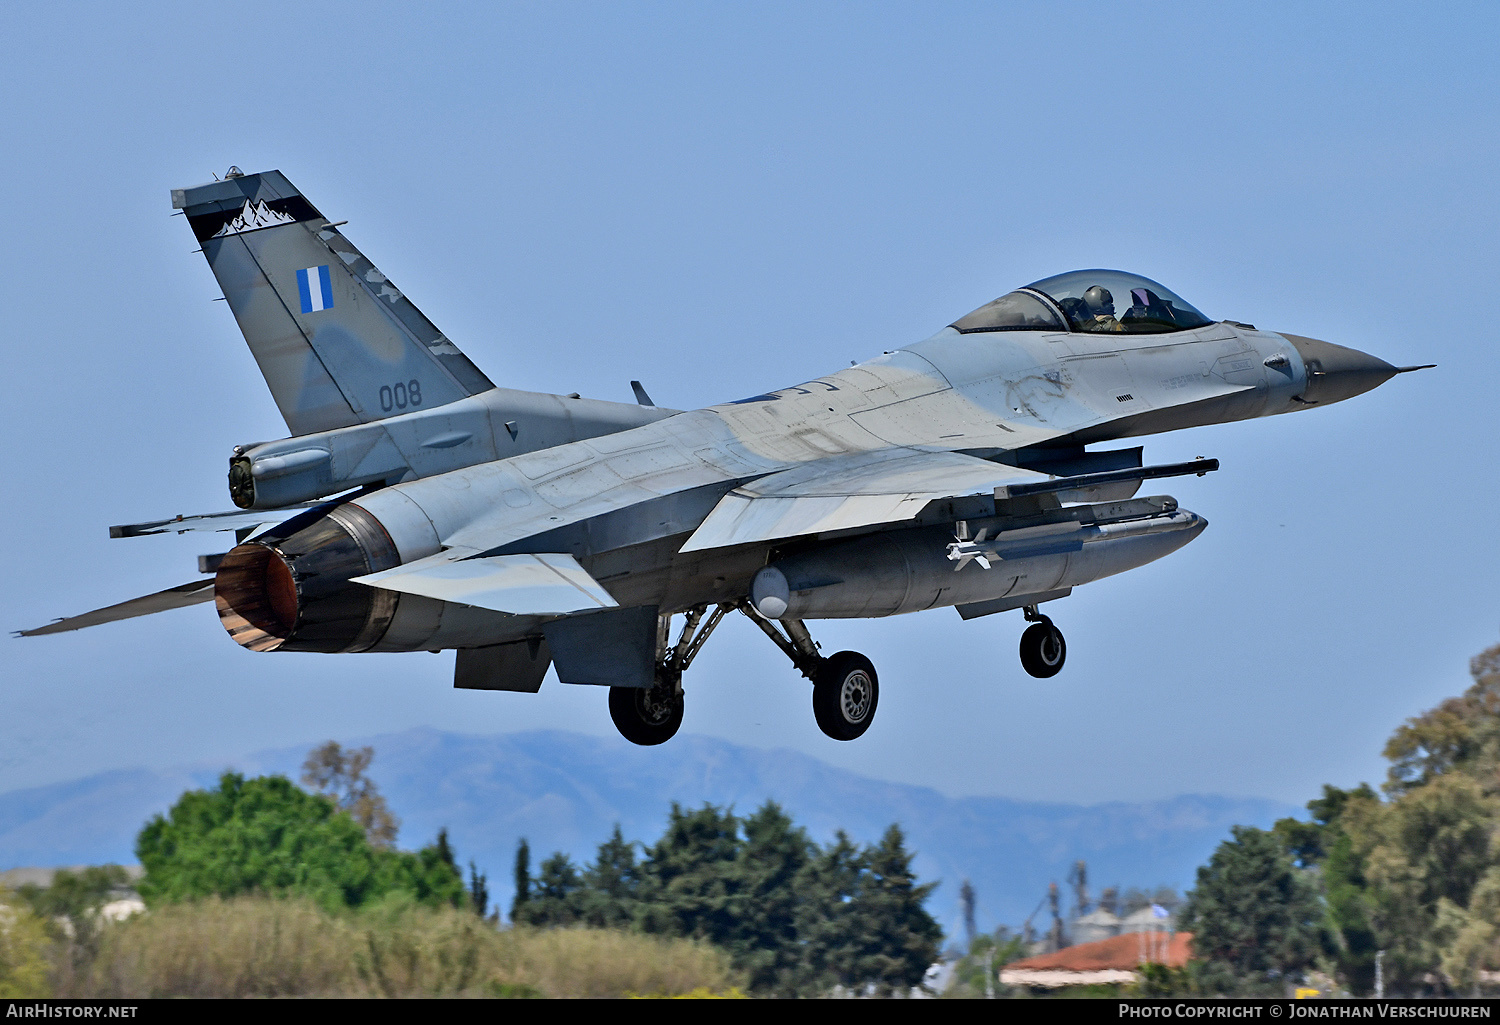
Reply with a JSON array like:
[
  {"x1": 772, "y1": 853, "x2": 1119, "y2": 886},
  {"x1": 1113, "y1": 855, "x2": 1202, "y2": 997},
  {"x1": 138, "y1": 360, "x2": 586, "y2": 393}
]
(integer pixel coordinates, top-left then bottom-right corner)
[
  {"x1": 739, "y1": 605, "x2": 880, "y2": 742},
  {"x1": 609, "y1": 604, "x2": 731, "y2": 747},
  {"x1": 1018, "y1": 605, "x2": 1067, "y2": 678}
]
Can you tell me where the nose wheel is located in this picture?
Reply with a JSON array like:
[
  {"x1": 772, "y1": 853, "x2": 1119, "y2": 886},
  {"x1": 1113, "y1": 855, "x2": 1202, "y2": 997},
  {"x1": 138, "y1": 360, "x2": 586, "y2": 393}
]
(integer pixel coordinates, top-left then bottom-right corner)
[{"x1": 1018, "y1": 606, "x2": 1066, "y2": 678}]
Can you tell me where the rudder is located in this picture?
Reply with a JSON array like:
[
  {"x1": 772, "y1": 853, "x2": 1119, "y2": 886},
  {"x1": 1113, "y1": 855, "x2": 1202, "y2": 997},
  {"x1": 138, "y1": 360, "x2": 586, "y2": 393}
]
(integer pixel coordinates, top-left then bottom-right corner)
[{"x1": 173, "y1": 169, "x2": 493, "y2": 436}]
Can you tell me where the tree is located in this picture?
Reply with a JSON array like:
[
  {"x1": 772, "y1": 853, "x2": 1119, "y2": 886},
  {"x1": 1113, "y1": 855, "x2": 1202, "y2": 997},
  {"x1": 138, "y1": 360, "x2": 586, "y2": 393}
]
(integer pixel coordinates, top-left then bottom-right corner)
[
  {"x1": 730, "y1": 802, "x2": 814, "y2": 992},
  {"x1": 394, "y1": 826, "x2": 466, "y2": 909},
  {"x1": 637, "y1": 803, "x2": 742, "y2": 945},
  {"x1": 1383, "y1": 644, "x2": 1500, "y2": 798},
  {"x1": 301, "y1": 741, "x2": 400, "y2": 848},
  {"x1": 792, "y1": 825, "x2": 942, "y2": 996},
  {"x1": 580, "y1": 825, "x2": 640, "y2": 929},
  {"x1": 952, "y1": 926, "x2": 1029, "y2": 998},
  {"x1": 1179, "y1": 825, "x2": 1322, "y2": 995},
  {"x1": 959, "y1": 879, "x2": 977, "y2": 951},
  {"x1": 135, "y1": 772, "x2": 462, "y2": 911},
  {"x1": 840, "y1": 824, "x2": 942, "y2": 995},
  {"x1": 468, "y1": 860, "x2": 490, "y2": 918},
  {"x1": 793, "y1": 829, "x2": 865, "y2": 993},
  {"x1": 1206, "y1": 641, "x2": 1500, "y2": 995},
  {"x1": 511, "y1": 838, "x2": 531, "y2": 923},
  {"x1": 1271, "y1": 783, "x2": 1382, "y2": 994},
  {"x1": 1359, "y1": 773, "x2": 1500, "y2": 992},
  {"x1": 516, "y1": 852, "x2": 586, "y2": 927}
]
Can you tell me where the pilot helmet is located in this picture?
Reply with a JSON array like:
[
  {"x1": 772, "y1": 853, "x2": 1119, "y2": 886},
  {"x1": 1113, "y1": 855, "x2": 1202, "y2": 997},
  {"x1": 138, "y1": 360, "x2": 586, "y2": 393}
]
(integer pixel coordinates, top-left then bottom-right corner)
[{"x1": 1083, "y1": 285, "x2": 1115, "y2": 316}]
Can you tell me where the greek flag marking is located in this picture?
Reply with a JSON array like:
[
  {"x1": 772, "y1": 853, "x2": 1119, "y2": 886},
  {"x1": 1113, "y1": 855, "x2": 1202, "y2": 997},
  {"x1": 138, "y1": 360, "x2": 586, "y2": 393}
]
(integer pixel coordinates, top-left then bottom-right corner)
[{"x1": 297, "y1": 266, "x2": 334, "y2": 313}]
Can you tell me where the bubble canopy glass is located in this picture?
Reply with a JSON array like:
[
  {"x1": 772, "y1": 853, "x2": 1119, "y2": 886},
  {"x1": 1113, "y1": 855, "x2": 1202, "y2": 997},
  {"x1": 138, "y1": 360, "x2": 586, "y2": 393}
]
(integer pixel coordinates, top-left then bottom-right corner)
[{"x1": 952, "y1": 270, "x2": 1213, "y2": 335}]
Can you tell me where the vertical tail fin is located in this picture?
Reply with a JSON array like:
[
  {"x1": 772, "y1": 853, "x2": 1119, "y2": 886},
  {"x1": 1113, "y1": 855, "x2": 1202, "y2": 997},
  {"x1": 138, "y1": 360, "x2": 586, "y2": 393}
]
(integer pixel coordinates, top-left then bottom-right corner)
[{"x1": 173, "y1": 169, "x2": 493, "y2": 436}]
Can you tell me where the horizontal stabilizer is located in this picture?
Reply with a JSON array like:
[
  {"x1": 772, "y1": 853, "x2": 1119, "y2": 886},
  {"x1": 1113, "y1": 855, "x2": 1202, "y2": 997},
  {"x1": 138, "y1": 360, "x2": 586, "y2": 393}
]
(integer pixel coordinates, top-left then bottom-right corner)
[
  {"x1": 681, "y1": 449, "x2": 1049, "y2": 552},
  {"x1": 109, "y1": 506, "x2": 316, "y2": 538},
  {"x1": 351, "y1": 553, "x2": 618, "y2": 615},
  {"x1": 17, "y1": 580, "x2": 215, "y2": 636},
  {"x1": 993, "y1": 458, "x2": 1218, "y2": 500}
]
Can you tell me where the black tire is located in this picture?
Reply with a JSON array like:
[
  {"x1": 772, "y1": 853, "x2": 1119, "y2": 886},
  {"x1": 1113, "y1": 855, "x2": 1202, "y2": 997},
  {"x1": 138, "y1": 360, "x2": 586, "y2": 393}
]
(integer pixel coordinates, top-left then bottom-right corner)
[
  {"x1": 609, "y1": 683, "x2": 684, "y2": 746},
  {"x1": 1019, "y1": 622, "x2": 1066, "y2": 678},
  {"x1": 812, "y1": 651, "x2": 879, "y2": 741}
]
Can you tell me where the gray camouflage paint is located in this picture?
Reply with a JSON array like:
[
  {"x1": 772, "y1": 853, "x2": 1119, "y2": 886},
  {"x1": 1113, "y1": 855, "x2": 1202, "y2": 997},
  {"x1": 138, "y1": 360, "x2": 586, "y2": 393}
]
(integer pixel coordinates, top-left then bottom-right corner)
[{"x1": 24, "y1": 171, "x2": 1413, "y2": 699}]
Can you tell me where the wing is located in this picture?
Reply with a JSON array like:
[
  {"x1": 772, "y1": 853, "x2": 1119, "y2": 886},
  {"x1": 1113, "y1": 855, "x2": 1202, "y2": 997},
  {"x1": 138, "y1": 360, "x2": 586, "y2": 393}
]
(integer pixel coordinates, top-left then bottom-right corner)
[
  {"x1": 16, "y1": 580, "x2": 215, "y2": 636},
  {"x1": 678, "y1": 449, "x2": 1050, "y2": 552}
]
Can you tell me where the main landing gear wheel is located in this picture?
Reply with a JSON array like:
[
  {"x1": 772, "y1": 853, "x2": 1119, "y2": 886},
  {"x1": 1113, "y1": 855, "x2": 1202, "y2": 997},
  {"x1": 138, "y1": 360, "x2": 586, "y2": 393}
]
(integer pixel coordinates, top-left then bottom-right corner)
[
  {"x1": 813, "y1": 651, "x2": 879, "y2": 741},
  {"x1": 1019, "y1": 621, "x2": 1066, "y2": 678},
  {"x1": 609, "y1": 680, "x2": 684, "y2": 746}
]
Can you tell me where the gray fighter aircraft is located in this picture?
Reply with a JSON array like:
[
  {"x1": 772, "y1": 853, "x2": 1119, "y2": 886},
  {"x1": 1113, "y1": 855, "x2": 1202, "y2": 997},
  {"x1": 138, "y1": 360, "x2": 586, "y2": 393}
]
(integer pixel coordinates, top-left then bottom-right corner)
[{"x1": 20, "y1": 169, "x2": 1431, "y2": 745}]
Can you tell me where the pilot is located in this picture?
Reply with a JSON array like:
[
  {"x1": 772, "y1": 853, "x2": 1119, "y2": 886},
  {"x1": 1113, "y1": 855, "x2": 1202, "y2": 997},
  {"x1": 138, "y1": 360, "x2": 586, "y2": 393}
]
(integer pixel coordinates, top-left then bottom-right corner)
[{"x1": 1078, "y1": 285, "x2": 1122, "y2": 332}]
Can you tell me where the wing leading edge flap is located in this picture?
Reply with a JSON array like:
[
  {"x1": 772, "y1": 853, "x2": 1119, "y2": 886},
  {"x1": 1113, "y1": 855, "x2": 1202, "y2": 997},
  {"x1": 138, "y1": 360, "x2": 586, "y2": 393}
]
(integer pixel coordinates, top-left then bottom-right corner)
[
  {"x1": 351, "y1": 552, "x2": 618, "y2": 615},
  {"x1": 17, "y1": 580, "x2": 216, "y2": 636},
  {"x1": 679, "y1": 449, "x2": 1051, "y2": 553}
]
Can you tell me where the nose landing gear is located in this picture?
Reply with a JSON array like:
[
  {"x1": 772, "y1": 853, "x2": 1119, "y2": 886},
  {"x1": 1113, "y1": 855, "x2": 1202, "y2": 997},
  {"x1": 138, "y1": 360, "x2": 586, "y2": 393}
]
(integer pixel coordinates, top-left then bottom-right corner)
[{"x1": 1018, "y1": 604, "x2": 1066, "y2": 678}]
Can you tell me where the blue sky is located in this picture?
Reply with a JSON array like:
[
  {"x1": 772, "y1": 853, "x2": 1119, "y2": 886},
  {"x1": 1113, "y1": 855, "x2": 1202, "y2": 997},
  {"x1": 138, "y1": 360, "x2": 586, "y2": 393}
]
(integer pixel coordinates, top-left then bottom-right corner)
[{"x1": 3, "y1": 1, "x2": 1497, "y2": 808}]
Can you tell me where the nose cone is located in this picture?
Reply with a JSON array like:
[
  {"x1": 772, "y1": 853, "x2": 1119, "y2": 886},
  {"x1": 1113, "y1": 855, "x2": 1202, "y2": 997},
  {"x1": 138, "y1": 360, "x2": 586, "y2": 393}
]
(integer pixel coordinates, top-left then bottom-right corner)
[{"x1": 1281, "y1": 334, "x2": 1399, "y2": 406}]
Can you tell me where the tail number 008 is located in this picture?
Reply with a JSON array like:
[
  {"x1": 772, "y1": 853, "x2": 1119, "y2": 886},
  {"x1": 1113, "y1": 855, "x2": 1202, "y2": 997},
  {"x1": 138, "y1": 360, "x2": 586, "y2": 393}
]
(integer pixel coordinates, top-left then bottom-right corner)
[{"x1": 380, "y1": 380, "x2": 422, "y2": 412}]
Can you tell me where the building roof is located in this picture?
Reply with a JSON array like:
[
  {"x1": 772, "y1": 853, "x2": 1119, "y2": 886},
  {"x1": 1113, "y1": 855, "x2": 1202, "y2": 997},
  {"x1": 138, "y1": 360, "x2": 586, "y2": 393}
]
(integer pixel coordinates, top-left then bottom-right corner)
[{"x1": 1007, "y1": 931, "x2": 1193, "y2": 973}]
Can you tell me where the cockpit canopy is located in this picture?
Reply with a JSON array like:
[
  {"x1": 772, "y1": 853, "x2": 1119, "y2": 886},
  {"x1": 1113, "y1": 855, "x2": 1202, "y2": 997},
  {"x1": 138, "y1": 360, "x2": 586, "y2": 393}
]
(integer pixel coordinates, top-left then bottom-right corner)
[{"x1": 952, "y1": 270, "x2": 1213, "y2": 335}]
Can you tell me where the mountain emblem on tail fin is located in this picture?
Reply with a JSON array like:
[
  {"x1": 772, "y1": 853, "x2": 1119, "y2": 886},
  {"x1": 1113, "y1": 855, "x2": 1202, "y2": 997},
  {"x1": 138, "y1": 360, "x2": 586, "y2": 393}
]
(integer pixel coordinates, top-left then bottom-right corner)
[{"x1": 211, "y1": 199, "x2": 299, "y2": 238}]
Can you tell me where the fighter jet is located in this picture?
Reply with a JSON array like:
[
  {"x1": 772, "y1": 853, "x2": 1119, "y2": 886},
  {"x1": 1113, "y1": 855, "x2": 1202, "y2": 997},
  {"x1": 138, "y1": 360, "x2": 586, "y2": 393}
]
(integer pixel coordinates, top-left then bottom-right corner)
[{"x1": 19, "y1": 169, "x2": 1431, "y2": 746}]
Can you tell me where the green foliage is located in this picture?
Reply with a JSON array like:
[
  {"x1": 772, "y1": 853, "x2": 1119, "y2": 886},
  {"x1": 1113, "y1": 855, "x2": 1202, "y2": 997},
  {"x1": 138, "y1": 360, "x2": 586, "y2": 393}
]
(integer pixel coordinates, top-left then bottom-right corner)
[
  {"x1": 122, "y1": 748, "x2": 937, "y2": 996},
  {"x1": 947, "y1": 926, "x2": 1028, "y2": 998},
  {"x1": 1130, "y1": 961, "x2": 1195, "y2": 997},
  {"x1": 579, "y1": 826, "x2": 640, "y2": 929},
  {"x1": 515, "y1": 852, "x2": 586, "y2": 927},
  {"x1": 1361, "y1": 773, "x2": 1500, "y2": 992},
  {"x1": 1322, "y1": 827, "x2": 1378, "y2": 994},
  {"x1": 511, "y1": 803, "x2": 943, "y2": 995},
  {"x1": 468, "y1": 860, "x2": 489, "y2": 918},
  {"x1": 1384, "y1": 646, "x2": 1500, "y2": 799},
  {"x1": 637, "y1": 803, "x2": 742, "y2": 944},
  {"x1": 1203, "y1": 641, "x2": 1500, "y2": 997},
  {"x1": 15, "y1": 864, "x2": 131, "y2": 951},
  {"x1": 832, "y1": 824, "x2": 943, "y2": 996},
  {"x1": 727, "y1": 802, "x2": 814, "y2": 992},
  {"x1": 65, "y1": 896, "x2": 738, "y2": 998},
  {"x1": 1180, "y1": 825, "x2": 1322, "y2": 995},
  {"x1": 0, "y1": 895, "x2": 53, "y2": 997},
  {"x1": 511, "y1": 838, "x2": 531, "y2": 921},
  {"x1": 135, "y1": 771, "x2": 462, "y2": 912}
]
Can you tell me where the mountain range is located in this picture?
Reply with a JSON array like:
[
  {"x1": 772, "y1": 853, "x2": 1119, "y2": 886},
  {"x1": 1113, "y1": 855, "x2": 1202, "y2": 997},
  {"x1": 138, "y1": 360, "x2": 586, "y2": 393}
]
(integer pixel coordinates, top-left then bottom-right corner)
[{"x1": 0, "y1": 728, "x2": 1297, "y2": 937}]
